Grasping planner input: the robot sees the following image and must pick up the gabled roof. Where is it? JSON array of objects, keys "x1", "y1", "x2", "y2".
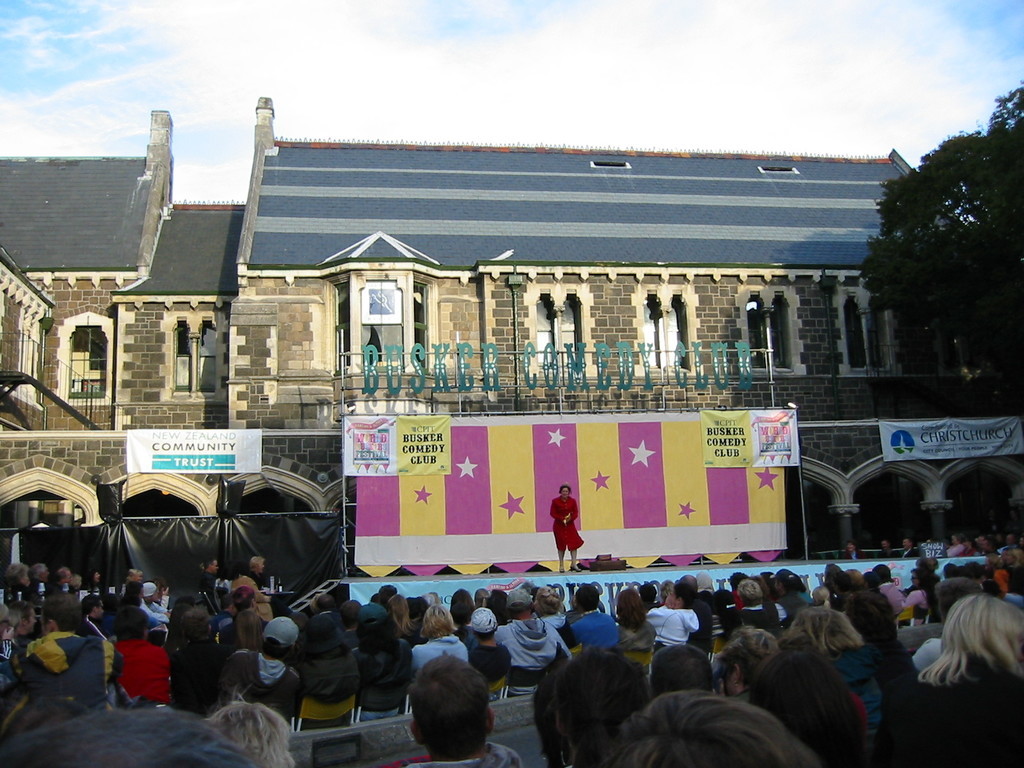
[
  {"x1": 248, "y1": 143, "x2": 903, "y2": 269},
  {"x1": 320, "y1": 231, "x2": 440, "y2": 266},
  {"x1": 119, "y1": 205, "x2": 242, "y2": 296},
  {"x1": 0, "y1": 157, "x2": 151, "y2": 270}
]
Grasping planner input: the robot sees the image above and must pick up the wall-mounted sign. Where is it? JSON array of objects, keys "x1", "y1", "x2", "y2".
[{"x1": 126, "y1": 430, "x2": 263, "y2": 473}]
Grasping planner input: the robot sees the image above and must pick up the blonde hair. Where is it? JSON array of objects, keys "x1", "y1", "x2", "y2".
[
  {"x1": 660, "y1": 580, "x2": 675, "y2": 603},
  {"x1": 782, "y1": 606, "x2": 863, "y2": 659},
  {"x1": 810, "y1": 586, "x2": 831, "y2": 608},
  {"x1": 534, "y1": 587, "x2": 565, "y2": 617},
  {"x1": 737, "y1": 579, "x2": 763, "y2": 607},
  {"x1": 249, "y1": 556, "x2": 265, "y2": 570},
  {"x1": 420, "y1": 604, "x2": 456, "y2": 639},
  {"x1": 919, "y1": 593, "x2": 1024, "y2": 686},
  {"x1": 208, "y1": 701, "x2": 295, "y2": 768}
]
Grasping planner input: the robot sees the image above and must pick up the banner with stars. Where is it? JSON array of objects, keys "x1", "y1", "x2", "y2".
[{"x1": 353, "y1": 412, "x2": 790, "y2": 574}]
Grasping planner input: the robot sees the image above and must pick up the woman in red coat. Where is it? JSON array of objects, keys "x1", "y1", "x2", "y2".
[{"x1": 551, "y1": 484, "x2": 585, "y2": 573}]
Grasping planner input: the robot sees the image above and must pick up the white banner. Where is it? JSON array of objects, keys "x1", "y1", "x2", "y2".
[
  {"x1": 126, "y1": 430, "x2": 263, "y2": 473},
  {"x1": 879, "y1": 417, "x2": 1023, "y2": 462},
  {"x1": 343, "y1": 416, "x2": 397, "y2": 475}
]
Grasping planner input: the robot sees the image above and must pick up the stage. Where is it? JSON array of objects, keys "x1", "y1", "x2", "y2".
[{"x1": 341, "y1": 556, "x2": 951, "y2": 606}]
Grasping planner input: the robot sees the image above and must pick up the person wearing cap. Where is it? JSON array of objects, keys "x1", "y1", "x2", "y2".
[
  {"x1": 353, "y1": 602, "x2": 414, "y2": 720},
  {"x1": 467, "y1": 608, "x2": 512, "y2": 694},
  {"x1": 140, "y1": 581, "x2": 170, "y2": 628},
  {"x1": 219, "y1": 616, "x2": 302, "y2": 719},
  {"x1": 295, "y1": 613, "x2": 360, "y2": 718},
  {"x1": 494, "y1": 588, "x2": 567, "y2": 696}
]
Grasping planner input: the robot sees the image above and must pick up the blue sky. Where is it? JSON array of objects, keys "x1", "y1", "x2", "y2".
[{"x1": 2, "y1": 0, "x2": 1022, "y2": 201}]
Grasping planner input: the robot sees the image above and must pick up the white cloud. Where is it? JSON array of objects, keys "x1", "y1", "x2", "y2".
[{"x1": 1, "y1": 0, "x2": 1021, "y2": 200}]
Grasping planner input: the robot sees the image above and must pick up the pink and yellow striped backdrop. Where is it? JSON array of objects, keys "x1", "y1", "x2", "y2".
[{"x1": 354, "y1": 414, "x2": 787, "y2": 575}]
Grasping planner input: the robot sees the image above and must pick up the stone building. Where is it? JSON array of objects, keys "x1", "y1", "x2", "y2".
[{"x1": 1, "y1": 98, "x2": 1021, "y2": 561}]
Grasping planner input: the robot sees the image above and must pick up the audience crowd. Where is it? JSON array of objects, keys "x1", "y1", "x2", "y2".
[{"x1": 1, "y1": 529, "x2": 1023, "y2": 768}]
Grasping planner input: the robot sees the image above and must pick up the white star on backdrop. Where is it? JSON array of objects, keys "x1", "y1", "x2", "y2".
[
  {"x1": 629, "y1": 440, "x2": 655, "y2": 466},
  {"x1": 548, "y1": 429, "x2": 566, "y2": 447},
  {"x1": 456, "y1": 457, "x2": 478, "y2": 478}
]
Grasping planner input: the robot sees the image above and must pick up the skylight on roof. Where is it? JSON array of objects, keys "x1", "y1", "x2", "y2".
[
  {"x1": 590, "y1": 160, "x2": 631, "y2": 169},
  {"x1": 757, "y1": 165, "x2": 800, "y2": 175}
]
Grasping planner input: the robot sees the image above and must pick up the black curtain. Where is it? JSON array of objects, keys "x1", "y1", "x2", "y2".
[
  {"x1": 119, "y1": 517, "x2": 224, "y2": 601},
  {"x1": 13, "y1": 513, "x2": 340, "y2": 606},
  {"x1": 222, "y1": 513, "x2": 341, "y2": 601}
]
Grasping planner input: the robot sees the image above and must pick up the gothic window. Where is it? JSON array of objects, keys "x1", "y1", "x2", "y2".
[
  {"x1": 413, "y1": 281, "x2": 428, "y2": 349},
  {"x1": 844, "y1": 297, "x2": 867, "y2": 368},
  {"x1": 198, "y1": 321, "x2": 217, "y2": 392},
  {"x1": 173, "y1": 320, "x2": 218, "y2": 393},
  {"x1": 746, "y1": 295, "x2": 768, "y2": 369},
  {"x1": 336, "y1": 282, "x2": 351, "y2": 372},
  {"x1": 537, "y1": 295, "x2": 556, "y2": 350},
  {"x1": 771, "y1": 293, "x2": 790, "y2": 369},
  {"x1": 174, "y1": 321, "x2": 191, "y2": 390},
  {"x1": 643, "y1": 294, "x2": 685, "y2": 367},
  {"x1": 70, "y1": 326, "x2": 107, "y2": 398}
]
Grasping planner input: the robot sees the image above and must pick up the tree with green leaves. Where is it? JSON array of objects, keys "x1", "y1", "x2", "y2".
[{"x1": 863, "y1": 84, "x2": 1024, "y2": 380}]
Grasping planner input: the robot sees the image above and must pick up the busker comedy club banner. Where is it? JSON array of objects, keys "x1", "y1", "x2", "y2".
[
  {"x1": 126, "y1": 430, "x2": 263, "y2": 473},
  {"x1": 350, "y1": 411, "x2": 797, "y2": 574},
  {"x1": 879, "y1": 416, "x2": 1024, "y2": 462}
]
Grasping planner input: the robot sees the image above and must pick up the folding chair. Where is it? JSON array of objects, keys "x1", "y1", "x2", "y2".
[{"x1": 291, "y1": 694, "x2": 356, "y2": 732}]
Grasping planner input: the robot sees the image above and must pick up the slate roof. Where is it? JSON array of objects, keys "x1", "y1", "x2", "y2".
[
  {"x1": 119, "y1": 205, "x2": 242, "y2": 296},
  {"x1": 0, "y1": 157, "x2": 151, "y2": 270},
  {"x1": 249, "y1": 143, "x2": 903, "y2": 269}
]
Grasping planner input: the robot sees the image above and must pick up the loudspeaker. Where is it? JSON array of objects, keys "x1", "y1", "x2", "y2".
[
  {"x1": 97, "y1": 482, "x2": 125, "y2": 524},
  {"x1": 218, "y1": 478, "x2": 246, "y2": 517}
]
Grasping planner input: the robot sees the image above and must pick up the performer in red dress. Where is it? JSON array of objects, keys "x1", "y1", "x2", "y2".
[{"x1": 550, "y1": 484, "x2": 585, "y2": 573}]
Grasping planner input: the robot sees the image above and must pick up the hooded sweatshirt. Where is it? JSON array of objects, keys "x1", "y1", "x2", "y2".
[
  {"x1": 12, "y1": 631, "x2": 120, "y2": 711},
  {"x1": 218, "y1": 649, "x2": 301, "y2": 718},
  {"x1": 494, "y1": 618, "x2": 566, "y2": 694}
]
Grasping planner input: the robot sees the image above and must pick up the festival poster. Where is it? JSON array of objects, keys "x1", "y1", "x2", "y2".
[
  {"x1": 397, "y1": 415, "x2": 452, "y2": 475},
  {"x1": 343, "y1": 416, "x2": 397, "y2": 475},
  {"x1": 751, "y1": 409, "x2": 799, "y2": 466},
  {"x1": 700, "y1": 410, "x2": 754, "y2": 467}
]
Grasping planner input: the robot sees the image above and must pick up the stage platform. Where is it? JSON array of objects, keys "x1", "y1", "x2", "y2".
[{"x1": 341, "y1": 556, "x2": 933, "y2": 605}]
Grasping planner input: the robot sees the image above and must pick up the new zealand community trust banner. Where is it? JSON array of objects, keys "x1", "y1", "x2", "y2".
[
  {"x1": 350, "y1": 411, "x2": 797, "y2": 575},
  {"x1": 126, "y1": 430, "x2": 263, "y2": 473}
]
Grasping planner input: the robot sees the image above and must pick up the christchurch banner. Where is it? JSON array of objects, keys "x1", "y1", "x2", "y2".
[
  {"x1": 126, "y1": 430, "x2": 262, "y2": 473},
  {"x1": 880, "y1": 417, "x2": 1024, "y2": 462},
  {"x1": 354, "y1": 412, "x2": 790, "y2": 574}
]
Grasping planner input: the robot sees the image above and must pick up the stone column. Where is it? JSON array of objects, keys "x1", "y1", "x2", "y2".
[
  {"x1": 920, "y1": 500, "x2": 953, "y2": 543},
  {"x1": 828, "y1": 503, "x2": 860, "y2": 550}
]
